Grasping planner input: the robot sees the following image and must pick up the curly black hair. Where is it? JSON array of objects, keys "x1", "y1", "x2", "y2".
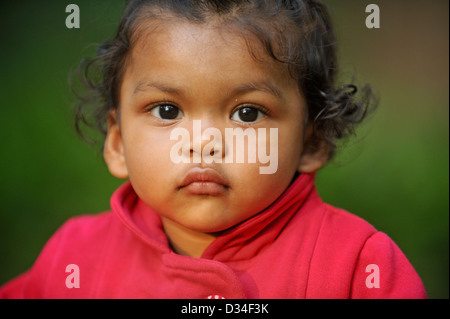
[{"x1": 73, "y1": 0, "x2": 376, "y2": 159}]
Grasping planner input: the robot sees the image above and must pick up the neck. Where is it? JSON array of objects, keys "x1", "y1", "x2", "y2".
[{"x1": 161, "y1": 217, "x2": 217, "y2": 258}]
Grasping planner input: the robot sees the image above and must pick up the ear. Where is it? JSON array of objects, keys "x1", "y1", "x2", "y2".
[
  {"x1": 103, "y1": 109, "x2": 129, "y2": 179},
  {"x1": 297, "y1": 125, "x2": 330, "y2": 173}
]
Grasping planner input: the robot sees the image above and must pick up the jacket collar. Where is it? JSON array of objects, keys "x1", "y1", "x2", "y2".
[{"x1": 111, "y1": 173, "x2": 317, "y2": 262}]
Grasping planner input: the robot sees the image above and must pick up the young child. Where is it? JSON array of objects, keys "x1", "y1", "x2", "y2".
[{"x1": 0, "y1": 0, "x2": 426, "y2": 298}]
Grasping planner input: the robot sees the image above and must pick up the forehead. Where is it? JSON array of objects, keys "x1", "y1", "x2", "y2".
[{"x1": 122, "y1": 18, "x2": 296, "y2": 93}]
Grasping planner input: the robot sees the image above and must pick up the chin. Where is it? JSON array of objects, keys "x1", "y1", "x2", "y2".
[{"x1": 181, "y1": 214, "x2": 240, "y2": 234}]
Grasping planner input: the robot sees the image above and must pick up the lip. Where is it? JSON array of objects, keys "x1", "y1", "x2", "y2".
[{"x1": 179, "y1": 167, "x2": 229, "y2": 195}]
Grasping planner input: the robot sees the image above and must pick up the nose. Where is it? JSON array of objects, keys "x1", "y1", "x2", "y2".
[{"x1": 190, "y1": 119, "x2": 225, "y2": 163}]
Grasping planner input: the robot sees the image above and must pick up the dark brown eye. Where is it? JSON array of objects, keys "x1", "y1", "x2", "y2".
[
  {"x1": 231, "y1": 107, "x2": 264, "y2": 122},
  {"x1": 151, "y1": 104, "x2": 183, "y2": 120}
]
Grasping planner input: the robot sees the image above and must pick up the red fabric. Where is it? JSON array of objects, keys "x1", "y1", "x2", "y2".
[{"x1": 0, "y1": 174, "x2": 427, "y2": 298}]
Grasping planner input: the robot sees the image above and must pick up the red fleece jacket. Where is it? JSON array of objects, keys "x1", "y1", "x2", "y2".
[{"x1": 0, "y1": 174, "x2": 427, "y2": 298}]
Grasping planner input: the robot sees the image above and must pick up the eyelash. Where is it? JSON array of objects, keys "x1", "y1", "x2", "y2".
[
  {"x1": 144, "y1": 101, "x2": 271, "y2": 121},
  {"x1": 142, "y1": 101, "x2": 182, "y2": 125},
  {"x1": 144, "y1": 100, "x2": 179, "y2": 112},
  {"x1": 231, "y1": 104, "x2": 271, "y2": 117}
]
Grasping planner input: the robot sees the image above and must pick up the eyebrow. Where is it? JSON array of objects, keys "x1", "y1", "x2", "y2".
[
  {"x1": 132, "y1": 79, "x2": 283, "y2": 99},
  {"x1": 232, "y1": 81, "x2": 283, "y2": 99},
  {"x1": 133, "y1": 81, "x2": 183, "y2": 97}
]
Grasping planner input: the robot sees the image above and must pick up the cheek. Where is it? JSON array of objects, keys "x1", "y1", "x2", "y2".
[
  {"x1": 238, "y1": 128, "x2": 302, "y2": 216},
  {"x1": 224, "y1": 164, "x2": 292, "y2": 224},
  {"x1": 122, "y1": 129, "x2": 176, "y2": 189},
  {"x1": 277, "y1": 121, "x2": 304, "y2": 169}
]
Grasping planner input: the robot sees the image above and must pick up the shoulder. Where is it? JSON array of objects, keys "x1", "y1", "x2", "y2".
[
  {"x1": 36, "y1": 211, "x2": 120, "y2": 273},
  {"x1": 296, "y1": 201, "x2": 379, "y2": 269},
  {"x1": 306, "y1": 204, "x2": 426, "y2": 298},
  {"x1": 317, "y1": 203, "x2": 378, "y2": 244},
  {"x1": 54, "y1": 211, "x2": 117, "y2": 244},
  {"x1": 306, "y1": 204, "x2": 378, "y2": 280},
  {"x1": 0, "y1": 212, "x2": 119, "y2": 298},
  {"x1": 350, "y1": 231, "x2": 427, "y2": 298}
]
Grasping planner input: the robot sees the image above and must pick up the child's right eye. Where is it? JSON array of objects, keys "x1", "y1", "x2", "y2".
[{"x1": 150, "y1": 104, "x2": 184, "y2": 120}]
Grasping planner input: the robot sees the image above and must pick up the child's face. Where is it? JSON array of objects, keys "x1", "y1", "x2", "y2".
[{"x1": 104, "y1": 19, "x2": 327, "y2": 233}]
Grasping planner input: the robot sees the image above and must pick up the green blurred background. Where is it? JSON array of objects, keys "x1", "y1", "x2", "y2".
[{"x1": 0, "y1": 1, "x2": 448, "y2": 298}]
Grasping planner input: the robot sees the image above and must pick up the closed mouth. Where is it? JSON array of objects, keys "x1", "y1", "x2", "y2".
[{"x1": 179, "y1": 168, "x2": 229, "y2": 195}]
